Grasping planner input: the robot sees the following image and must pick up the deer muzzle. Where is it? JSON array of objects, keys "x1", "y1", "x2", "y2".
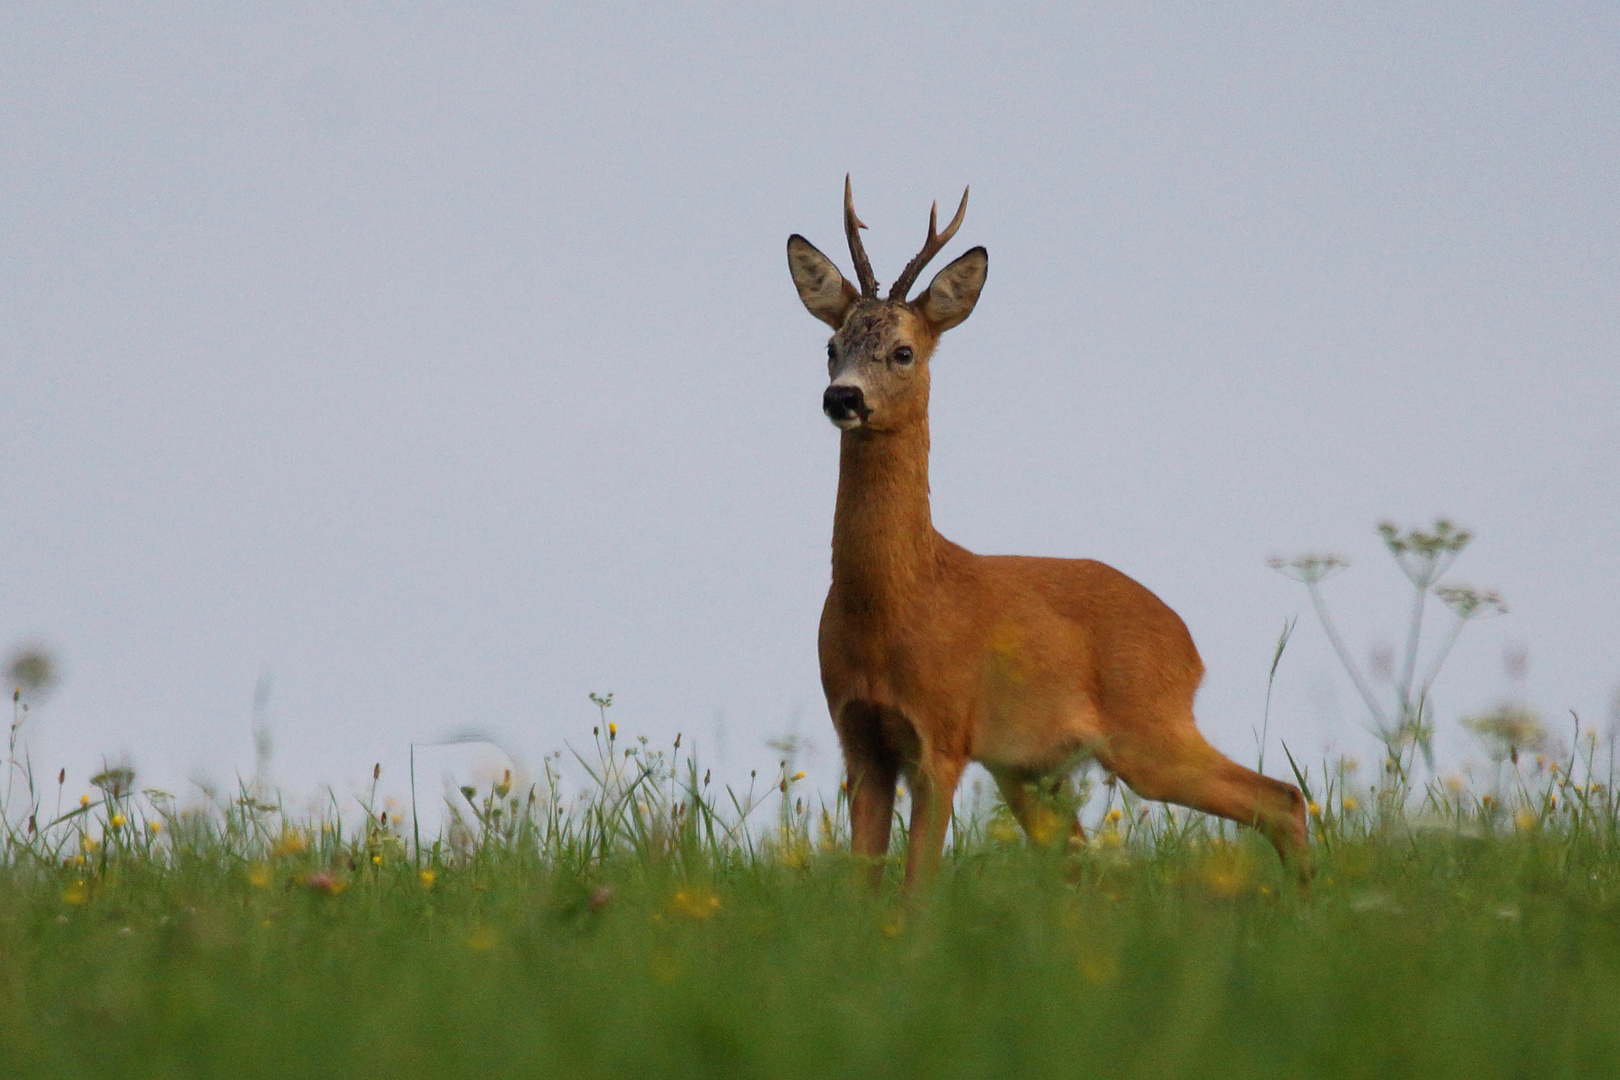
[{"x1": 823, "y1": 384, "x2": 870, "y2": 429}]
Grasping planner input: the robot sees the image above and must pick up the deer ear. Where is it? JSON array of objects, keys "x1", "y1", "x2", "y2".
[
  {"x1": 917, "y1": 246, "x2": 987, "y2": 333},
  {"x1": 787, "y1": 235, "x2": 859, "y2": 329}
]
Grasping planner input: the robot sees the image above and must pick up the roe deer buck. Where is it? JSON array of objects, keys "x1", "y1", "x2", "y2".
[{"x1": 786, "y1": 177, "x2": 1309, "y2": 891}]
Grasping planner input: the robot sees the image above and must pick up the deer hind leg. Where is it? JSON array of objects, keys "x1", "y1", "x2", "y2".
[
  {"x1": 845, "y1": 752, "x2": 899, "y2": 889},
  {"x1": 990, "y1": 768, "x2": 1086, "y2": 849},
  {"x1": 901, "y1": 751, "x2": 966, "y2": 893},
  {"x1": 1102, "y1": 719, "x2": 1309, "y2": 874}
]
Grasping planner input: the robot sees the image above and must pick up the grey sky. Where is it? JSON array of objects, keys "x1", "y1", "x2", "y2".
[{"x1": 3, "y1": 4, "x2": 1616, "y2": 811}]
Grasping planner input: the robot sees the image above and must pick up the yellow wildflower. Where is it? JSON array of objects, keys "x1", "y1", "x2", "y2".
[
  {"x1": 1514, "y1": 808, "x2": 1537, "y2": 831},
  {"x1": 271, "y1": 831, "x2": 306, "y2": 857},
  {"x1": 1307, "y1": 801, "x2": 1322, "y2": 818},
  {"x1": 1199, "y1": 845, "x2": 1255, "y2": 897},
  {"x1": 61, "y1": 881, "x2": 87, "y2": 905},
  {"x1": 248, "y1": 863, "x2": 272, "y2": 889},
  {"x1": 1027, "y1": 815, "x2": 1059, "y2": 846},
  {"x1": 608, "y1": 722, "x2": 617, "y2": 739},
  {"x1": 670, "y1": 888, "x2": 721, "y2": 919},
  {"x1": 1342, "y1": 796, "x2": 1360, "y2": 813},
  {"x1": 987, "y1": 817, "x2": 1022, "y2": 845},
  {"x1": 109, "y1": 813, "x2": 126, "y2": 829},
  {"x1": 371, "y1": 854, "x2": 382, "y2": 866},
  {"x1": 1106, "y1": 807, "x2": 1123, "y2": 824},
  {"x1": 1080, "y1": 952, "x2": 1119, "y2": 985},
  {"x1": 79, "y1": 794, "x2": 90, "y2": 808},
  {"x1": 80, "y1": 834, "x2": 98, "y2": 852},
  {"x1": 792, "y1": 772, "x2": 806, "y2": 782},
  {"x1": 419, "y1": 869, "x2": 436, "y2": 889},
  {"x1": 147, "y1": 821, "x2": 162, "y2": 835}
]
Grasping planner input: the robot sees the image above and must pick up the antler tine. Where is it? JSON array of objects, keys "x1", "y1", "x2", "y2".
[
  {"x1": 843, "y1": 174, "x2": 879, "y2": 298},
  {"x1": 888, "y1": 186, "x2": 969, "y2": 301}
]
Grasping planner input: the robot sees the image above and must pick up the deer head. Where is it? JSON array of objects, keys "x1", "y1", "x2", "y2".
[{"x1": 787, "y1": 177, "x2": 988, "y2": 432}]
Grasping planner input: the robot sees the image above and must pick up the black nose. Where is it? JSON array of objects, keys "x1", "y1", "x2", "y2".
[{"x1": 823, "y1": 384, "x2": 866, "y2": 422}]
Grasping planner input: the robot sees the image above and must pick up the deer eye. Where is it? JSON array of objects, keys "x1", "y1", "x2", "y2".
[
  {"x1": 893, "y1": 346, "x2": 914, "y2": 365},
  {"x1": 827, "y1": 343, "x2": 837, "y2": 362}
]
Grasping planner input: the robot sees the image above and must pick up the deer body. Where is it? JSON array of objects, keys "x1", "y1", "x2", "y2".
[{"x1": 789, "y1": 180, "x2": 1308, "y2": 890}]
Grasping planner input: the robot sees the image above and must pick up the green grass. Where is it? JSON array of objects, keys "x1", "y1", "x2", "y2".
[{"x1": 2, "y1": 733, "x2": 1618, "y2": 1079}]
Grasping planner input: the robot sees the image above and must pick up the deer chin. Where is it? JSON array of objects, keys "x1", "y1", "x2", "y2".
[{"x1": 828, "y1": 413, "x2": 865, "y2": 431}]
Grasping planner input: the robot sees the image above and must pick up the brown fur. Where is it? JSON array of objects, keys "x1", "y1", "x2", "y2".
[{"x1": 787, "y1": 211, "x2": 1308, "y2": 891}]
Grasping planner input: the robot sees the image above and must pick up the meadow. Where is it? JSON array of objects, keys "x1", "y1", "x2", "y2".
[{"x1": 2, "y1": 714, "x2": 1618, "y2": 1080}]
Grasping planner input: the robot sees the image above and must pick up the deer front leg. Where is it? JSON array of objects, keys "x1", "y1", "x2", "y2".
[
  {"x1": 990, "y1": 768, "x2": 1086, "y2": 849},
  {"x1": 846, "y1": 753, "x2": 899, "y2": 889},
  {"x1": 901, "y1": 752, "x2": 965, "y2": 892}
]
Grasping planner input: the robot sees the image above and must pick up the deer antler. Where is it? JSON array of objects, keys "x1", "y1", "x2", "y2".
[
  {"x1": 887, "y1": 187, "x2": 969, "y2": 302},
  {"x1": 843, "y1": 174, "x2": 879, "y2": 299}
]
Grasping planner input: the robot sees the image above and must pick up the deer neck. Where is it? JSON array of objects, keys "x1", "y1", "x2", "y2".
[{"x1": 831, "y1": 419, "x2": 940, "y2": 614}]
